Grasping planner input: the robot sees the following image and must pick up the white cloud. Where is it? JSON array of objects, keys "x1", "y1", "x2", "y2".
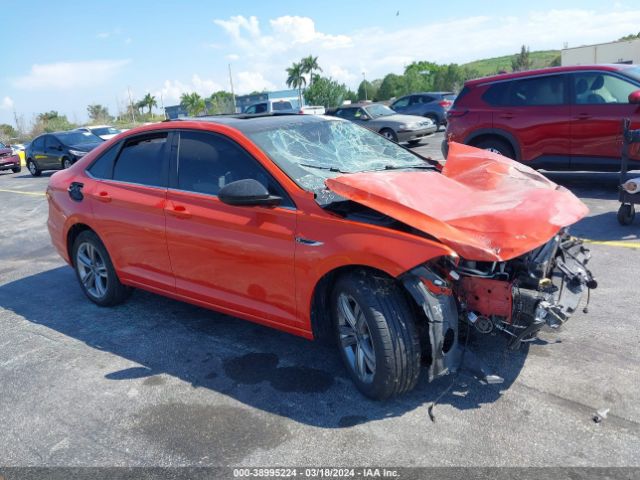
[
  {"x1": 13, "y1": 60, "x2": 131, "y2": 90},
  {"x1": 0, "y1": 96, "x2": 14, "y2": 110},
  {"x1": 213, "y1": 9, "x2": 640, "y2": 91},
  {"x1": 154, "y1": 74, "x2": 224, "y2": 104},
  {"x1": 227, "y1": 53, "x2": 240, "y2": 61},
  {"x1": 97, "y1": 32, "x2": 110, "y2": 39},
  {"x1": 236, "y1": 71, "x2": 276, "y2": 93}
]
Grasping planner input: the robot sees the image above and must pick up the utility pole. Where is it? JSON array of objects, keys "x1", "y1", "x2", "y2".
[
  {"x1": 160, "y1": 93, "x2": 166, "y2": 119},
  {"x1": 228, "y1": 64, "x2": 236, "y2": 113},
  {"x1": 362, "y1": 72, "x2": 367, "y2": 101},
  {"x1": 127, "y1": 87, "x2": 136, "y2": 123}
]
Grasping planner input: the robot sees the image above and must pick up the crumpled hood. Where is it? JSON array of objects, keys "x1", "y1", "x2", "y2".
[{"x1": 325, "y1": 142, "x2": 588, "y2": 262}]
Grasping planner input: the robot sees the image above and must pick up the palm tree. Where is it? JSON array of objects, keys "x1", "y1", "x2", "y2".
[
  {"x1": 301, "y1": 55, "x2": 322, "y2": 86},
  {"x1": 142, "y1": 93, "x2": 157, "y2": 115},
  {"x1": 286, "y1": 62, "x2": 307, "y2": 109},
  {"x1": 180, "y1": 92, "x2": 206, "y2": 116}
]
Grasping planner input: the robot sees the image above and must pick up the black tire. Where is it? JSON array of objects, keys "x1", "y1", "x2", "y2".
[
  {"x1": 331, "y1": 270, "x2": 421, "y2": 400},
  {"x1": 62, "y1": 157, "x2": 73, "y2": 169},
  {"x1": 72, "y1": 230, "x2": 132, "y2": 307},
  {"x1": 27, "y1": 159, "x2": 41, "y2": 177},
  {"x1": 11, "y1": 166, "x2": 21, "y2": 173},
  {"x1": 473, "y1": 138, "x2": 515, "y2": 159},
  {"x1": 408, "y1": 139, "x2": 422, "y2": 146},
  {"x1": 380, "y1": 128, "x2": 398, "y2": 143},
  {"x1": 617, "y1": 203, "x2": 635, "y2": 226}
]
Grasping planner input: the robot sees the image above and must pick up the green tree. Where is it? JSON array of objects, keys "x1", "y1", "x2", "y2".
[
  {"x1": 286, "y1": 62, "x2": 307, "y2": 108},
  {"x1": 142, "y1": 93, "x2": 157, "y2": 114},
  {"x1": 87, "y1": 104, "x2": 111, "y2": 123},
  {"x1": 357, "y1": 80, "x2": 378, "y2": 101},
  {"x1": 512, "y1": 45, "x2": 533, "y2": 72},
  {"x1": 33, "y1": 111, "x2": 76, "y2": 134},
  {"x1": 549, "y1": 55, "x2": 561, "y2": 67},
  {"x1": 180, "y1": 92, "x2": 206, "y2": 116},
  {"x1": 301, "y1": 55, "x2": 322, "y2": 86},
  {"x1": 208, "y1": 91, "x2": 235, "y2": 114},
  {"x1": 0, "y1": 124, "x2": 18, "y2": 142},
  {"x1": 376, "y1": 73, "x2": 403, "y2": 101},
  {"x1": 303, "y1": 76, "x2": 355, "y2": 108},
  {"x1": 619, "y1": 32, "x2": 640, "y2": 41}
]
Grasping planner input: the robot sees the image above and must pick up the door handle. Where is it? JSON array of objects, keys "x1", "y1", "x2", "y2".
[
  {"x1": 166, "y1": 204, "x2": 191, "y2": 219},
  {"x1": 498, "y1": 112, "x2": 514, "y2": 119},
  {"x1": 576, "y1": 113, "x2": 591, "y2": 120},
  {"x1": 96, "y1": 191, "x2": 111, "y2": 203}
]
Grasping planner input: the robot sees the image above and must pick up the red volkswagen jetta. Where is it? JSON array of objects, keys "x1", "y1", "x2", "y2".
[{"x1": 47, "y1": 114, "x2": 595, "y2": 399}]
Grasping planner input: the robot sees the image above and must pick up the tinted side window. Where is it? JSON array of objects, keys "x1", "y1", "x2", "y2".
[
  {"x1": 507, "y1": 75, "x2": 565, "y2": 106},
  {"x1": 113, "y1": 133, "x2": 168, "y2": 187},
  {"x1": 335, "y1": 108, "x2": 356, "y2": 120},
  {"x1": 255, "y1": 103, "x2": 268, "y2": 113},
  {"x1": 272, "y1": 101, "x2": 292, "y2": 111},
  {"x1": 176, "y1": 131, "x2": 292, "y2": 206},
  {"x1": 87, "y1": 142, "x2": 121, "y2": 179},
  {"x1": 482, "y1": 83, "x2": 510, "y2": 106},
  {"x1": 573, "y1": 72, "x2": 638, "y2": 104},
  {"x1": 47, "y1": 136, "x2": 62, "y2": 149},
  {"x1": 392, "y1": 97, "x2": 409, "y2": 108},
  {"x1": 31, "y1": 137, "x2": 44, "y2": 150}
]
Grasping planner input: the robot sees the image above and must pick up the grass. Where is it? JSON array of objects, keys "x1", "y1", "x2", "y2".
[{"x1": 461, "y1": 50, "x2": 561, "y2": 76}]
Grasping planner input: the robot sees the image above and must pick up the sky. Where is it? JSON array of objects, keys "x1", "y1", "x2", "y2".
[{"x1": 3, "y1": 0, "x2": 640, "y2": 126}]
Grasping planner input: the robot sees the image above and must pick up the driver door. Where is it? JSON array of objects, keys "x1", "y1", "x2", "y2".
[{"x1": 164, "y1": 130, "x2": 300, "y2": 327}]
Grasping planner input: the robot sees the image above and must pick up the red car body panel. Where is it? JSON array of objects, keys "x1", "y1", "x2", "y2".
[
  {"x1": 448, "y1": 64, "x2": 640, "y2": 168},
  {"x1": 46, "y1": 121, "x2": 460, "y2": 339},
  {"x1": 326, "y1": 142, "x2": 588, "y2": 262}
]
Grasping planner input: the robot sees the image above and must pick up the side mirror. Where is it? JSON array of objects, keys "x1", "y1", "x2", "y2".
[
  {"x1": 629, "y1": 90, "x2": 640, "y2": 104},
  {"x1": 360, "y1": 114, "x2": 370, "y2": 121},
  {"x1": 219, "y1": 179, "x2": 282, "y2": 207}
]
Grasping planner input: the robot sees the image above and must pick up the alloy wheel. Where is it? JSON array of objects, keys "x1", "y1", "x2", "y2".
[
  {"x1": 337, "y1": 293, "x2": 376, "y2": 383},
  {"x1": 76, "y1": 242, "x2": 108, "y2": 299},
  {"x1": 28, "y1": 162, "x2": 37, "y2": 175}
]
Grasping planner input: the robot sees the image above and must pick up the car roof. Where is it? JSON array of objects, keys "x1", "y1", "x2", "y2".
[
  {"x1": 168, "y1": 113, "x2": 343, "y2": 134},
  {"x1": 465, "y1": 64, "x2": 635, "y2": 86}
]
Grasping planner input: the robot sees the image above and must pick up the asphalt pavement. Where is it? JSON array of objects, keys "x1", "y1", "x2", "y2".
[{"x1": 0, "y1": 131, "x2": 638, "y2": 467}]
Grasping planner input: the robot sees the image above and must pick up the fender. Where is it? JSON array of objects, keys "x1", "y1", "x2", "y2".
[{"x1": 464, "y1": 128, "x2": 521, "y2": 161}]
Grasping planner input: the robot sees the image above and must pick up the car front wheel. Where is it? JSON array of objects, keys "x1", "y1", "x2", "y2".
[
  {"x1": 72, "y1": 230, "x2": 132, "y2": 306},
  {"x1": 380, "y1": 128, "x2": 398, "y2": 143},
  {"x1": 473, "y1": 138, "x2": 515, "y2": 159},
  {"x1": 331, "y1": 271, "x2": 421, "y2": 400},
  {"x1": 27, "y1": 159, "x2": 41, "y2": 177}
]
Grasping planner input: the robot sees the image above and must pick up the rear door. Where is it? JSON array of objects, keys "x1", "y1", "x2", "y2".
[
  {"x1": 569, "y1": 71, "x2": 640, "y2": 169},
  {"x1": 164, "y1": 130, "x2": 299, "y2": 327},
  {"x1": 31, "y1": 136, "x2": 47, "y2": 167},
  {"x1": 87, "y1": 132, "x2": 174, "y2": 291},
  {"x1": 487, "y1": 74, "x2": 571, "y2": 167},
  {"x1": 391, "y1": 96, "x2": 410, "y2": 113}
]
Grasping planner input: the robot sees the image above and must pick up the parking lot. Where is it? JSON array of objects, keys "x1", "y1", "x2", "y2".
[{"x1": 0, "y1": 130, "x2": 639, "y2": 468}]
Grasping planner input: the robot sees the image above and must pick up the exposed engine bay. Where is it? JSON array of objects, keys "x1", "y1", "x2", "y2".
[{"x1": 454, "y1": 230, "x2": 597, "y2": 349}]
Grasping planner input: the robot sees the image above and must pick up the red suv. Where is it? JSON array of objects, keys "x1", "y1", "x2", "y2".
[{"x1": 445, "y1": 64, "x2": 640, "y2": 170}]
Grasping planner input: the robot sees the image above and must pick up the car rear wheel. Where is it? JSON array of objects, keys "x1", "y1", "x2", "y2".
[
  {"x1": 27, "y1": 159, "x2": 41, "y2": 177},
  {"x1": 473, "y1": 138, "x2": 515, "y2": 159},
  {"x1": 617, "y1": 203, "x2": 635, "y2": 226},
  {"x1": 380, "y1": 128, "x2": 398, "y2": 143},
  {"x1": 425, "y1": 114, "x2": 439, "y2": 128},
  {"x1": 331, "y1": 271, "x2": 421, "y2": 400},
  {"x1": 62, "y1": 157, "x2": 73, "y2": 169},
  {"x1": 72, "y1": 230, "x2": 132, "y2": 307}
]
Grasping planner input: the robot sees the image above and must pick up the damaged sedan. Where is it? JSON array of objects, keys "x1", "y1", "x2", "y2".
[{"x1": 46, "y1": 114, "x2": 596, "y2": 400}]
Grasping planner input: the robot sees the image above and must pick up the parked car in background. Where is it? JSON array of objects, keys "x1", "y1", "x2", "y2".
[
  {"x1": 299, "y1": 105, "x2": 326, "y2": 115},
  {"x1": 46, "y1": 115, "x2": 594, "y2": 400},
  {"x1": 244, "y1": 99, "x2": 297, "y2": 114},
  {"x1": 10, "y1": 143, "x2": 26, "y2": 165},
  {"x1": 390, "y1": 92, "x2": 456, "y2": 128},
  {"x1": 328, "y1": 103, "x2": 436, "y2": 144},
  {"x1": 75, "y1": 125, "x2": 122, "y2": 140},
  {"x1": 26, "y1": 131, "x2": 103, "y2": 176},
  {"x1": 0, "y1": 141, "x2": 21, "y2": 173},
  {"x1": 444, "y1": 64, "x2": 640, "y2": 170}
]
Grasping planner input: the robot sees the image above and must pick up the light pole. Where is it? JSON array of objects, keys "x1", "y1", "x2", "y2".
[{"x1": 362, "y1": 72, "x2": 367, "y2": 101}]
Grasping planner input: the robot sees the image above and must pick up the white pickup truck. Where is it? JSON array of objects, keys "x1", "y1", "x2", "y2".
[{"x1": 299, "y1": 105, "x2": 326, "y2": 115}]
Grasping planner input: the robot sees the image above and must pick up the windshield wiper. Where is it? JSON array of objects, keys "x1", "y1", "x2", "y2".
[
  {"x1": 300, "y1": 163, "x2": 349, "y2": 173},
  {"x1": 378, "y1": 164, "x2": 435, "y2": 171}
]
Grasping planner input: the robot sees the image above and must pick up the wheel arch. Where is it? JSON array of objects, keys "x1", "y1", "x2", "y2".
[
  {"x1": 464, "y1": 129, "x2": 521, "y2": 161},
  {"x1": 66, "y1": 223, "x2": 97, "y2": 266}
]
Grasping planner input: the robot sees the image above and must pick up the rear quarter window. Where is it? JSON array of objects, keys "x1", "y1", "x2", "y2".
[
  {"x1": 482, "y1": 83, "x2": 510, "y2": 106},
  {"x1": 452, "y1": 86, "x2": 471, "y2": 106},
  {"x1": 272, "y1": 101, "x2": 293, "y2": 111},
  {"x1": 87, "y1": 142, "x2": 122, "y2": 179},
  {"x1": 113, "y1": 133, "x2": 168, "y2": 187}
]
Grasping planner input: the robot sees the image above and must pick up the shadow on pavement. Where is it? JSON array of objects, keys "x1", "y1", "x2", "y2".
[{"x1": 0, "y1": 266, "x2": 532, "y2": 428}]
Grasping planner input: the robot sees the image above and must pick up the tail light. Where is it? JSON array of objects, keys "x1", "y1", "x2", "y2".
[{"x1": 438, "y1": 100, "x2": 453, "y2": 108}]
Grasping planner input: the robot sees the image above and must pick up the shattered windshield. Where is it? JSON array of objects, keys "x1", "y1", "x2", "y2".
[{"x1": 245, "y1": 118, "x2": 432, "y2": 193}]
